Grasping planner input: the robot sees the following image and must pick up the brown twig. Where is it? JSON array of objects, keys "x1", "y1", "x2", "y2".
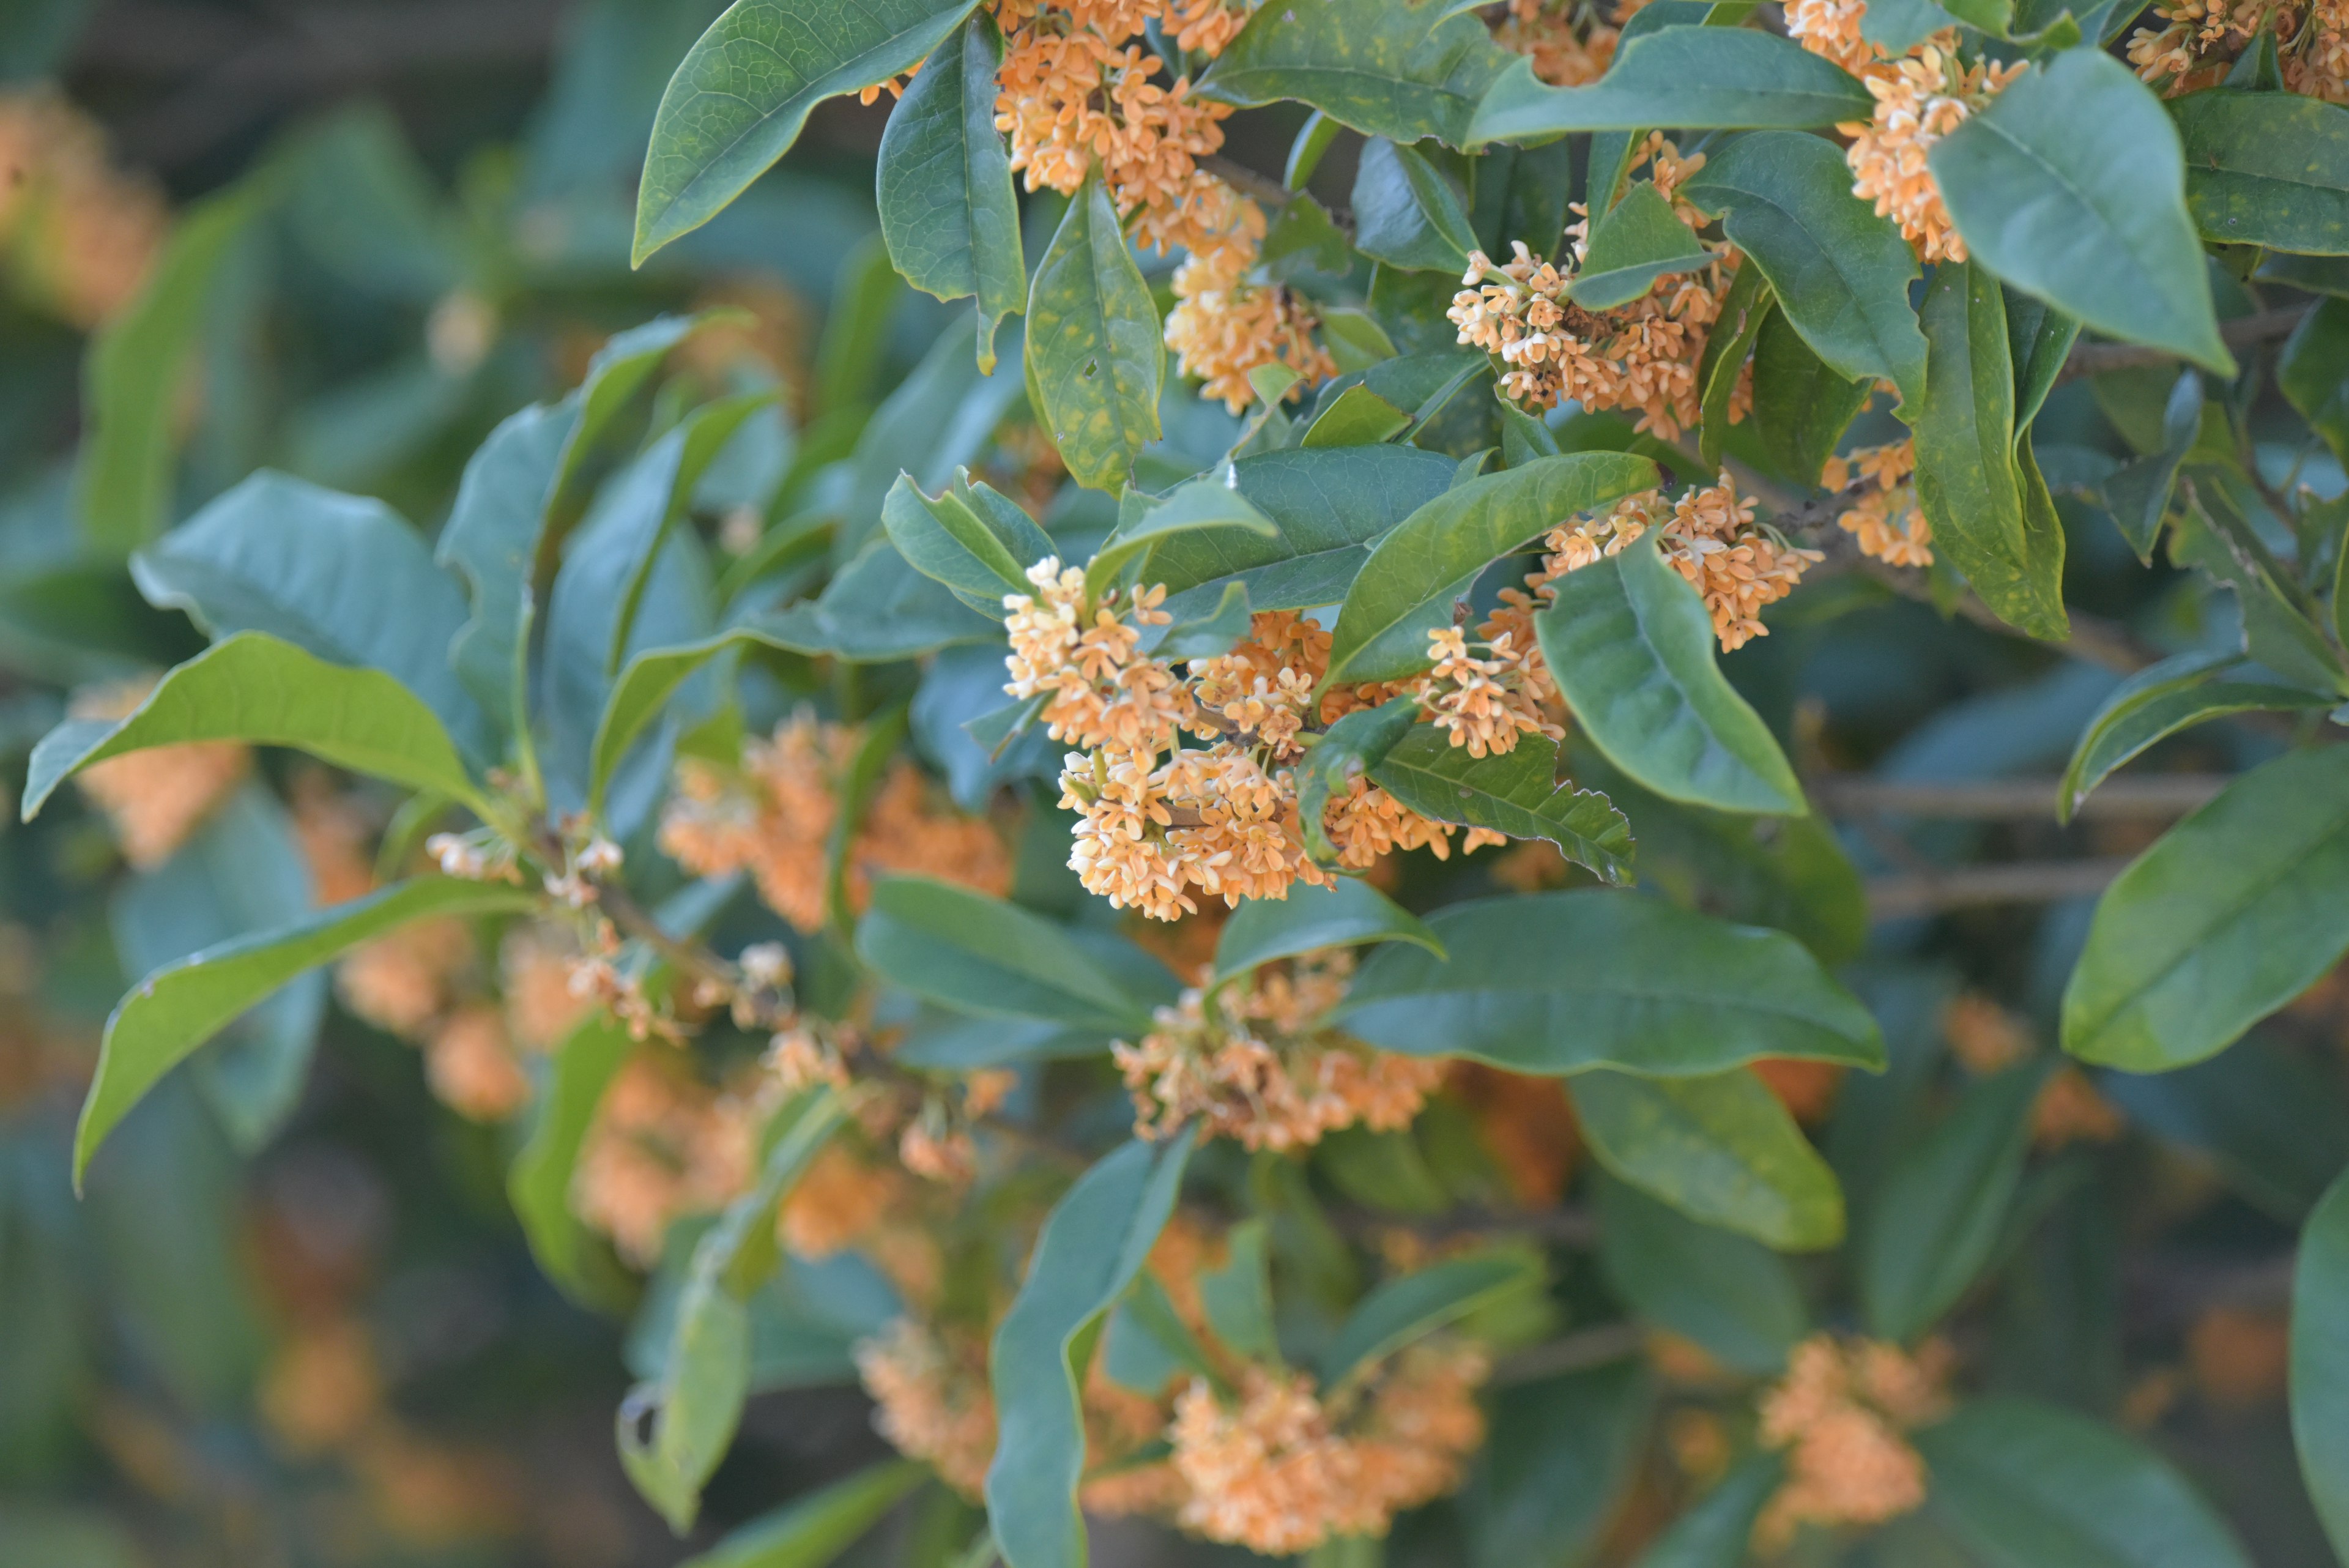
[
  {"x1": 1492, "y1": 1322, "x2": 1646, "y2": 1386},
  {"x1": 1816, "y1": 773, "x2": 2225, "y2": 820},
  {"x1": 1865, "y1": 856, "x2": 2138, "y2": 918}
]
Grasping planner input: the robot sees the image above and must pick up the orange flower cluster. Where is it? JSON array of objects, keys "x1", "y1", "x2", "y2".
[
  {"x1": 1114, "y1": 949, "x2": 1447, "y2": 1150},
  {"x1": 658, "y1": 715, "x2": 1010, "y2": 932},
  {"x1": 571, "y1": 1055, "x2": 757, "y2": 1266},
  {"x1": 1822, "y1": 439, "x2": 1932, "y2": 568},
  {"x1": 1943, "y1": 993, "x2": 2125, "y2": 1150},
  {"x1": 1784, "y1": 5, "x2": 2023, "y2": 263},
  {"x1": 1538, "y1": 473, "x2": 1819, "y2": 651},
  {"x1": 67, "y1": 677, "x2": 248, "y2": 869},
  {"x1": 1493, "y1": 0, "x2": 1628, "y2": 86},
  {"x1": 1755, "y1": 1333, "x2": 1952, "y2": 1549},
  {"x1": 2126, "y1": 0, "x2": 2349, "y2": 99},
  {"x1": 0, "y1": 86, "x2": 167, "y2": 328},
  {"x1": 779, "y1": 1141, "x2": 912, "y2": 1258},
  {"x1": 1003, "y1": 561, "x2": 1513, "y2": 918},
  {"x1": 1448, "y1": 141, "x2": 1733, "y2": 440},
  {"x1": 1169, "y1": 1343, "x2": 1488, "y2": 1553},
  {"x1": 855, "y1": 1318, "x2": 1001, "y2": 1495}
]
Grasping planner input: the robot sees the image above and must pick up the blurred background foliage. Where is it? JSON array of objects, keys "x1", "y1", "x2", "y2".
[{"x1": 0, "y1": 0, "x2": 2342, "y2": 1564}]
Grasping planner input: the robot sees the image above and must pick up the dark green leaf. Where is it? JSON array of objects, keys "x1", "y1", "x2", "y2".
[
  {"x1": 856, "y1": 875, "x2": 1160, "y2": 1031},
  {"x1": 511, "y1": 1011, "x2": 639, "y2": 1310},
  {"x1": 883, "y1": 470, "x2": 1055, "y2": 614},
  {"x1": 1318, "y1": 1252, "x2": 1538, "y2": 1386},
  {"x1": 1930, "y1": 49, "x2": 2233, "y2": 374},
  {"x1": 1627, "y1": 1454, "x2": 1783, "y2": 1568},
  {"x1": 1195, "y1": 0, "x2": 1513, "y2": 147},
  {"x1": 1341, "y1": 890, "x2": 1885, "y2": 1075},
  {"x1": 1301, "y1": 386, "x2": 1413, "y2": 447},
  {"x1": 2102, "y1": 1033, "x2": 2349, "y2": 1223},
  {"x1": 2063, "y1": 744, "x2": 2349, "y2": 1071},
  {"x1": 986, "y1": 1131, "x2": 1195, "y2": 1568},
  {"x1": 1680, "y1": 130, "x2": 1928, "y2": 407},
  {"x1": 439, "y1": 400, "x2": 577, "y2": 721},
  {"x1": 755, "y1": 539, "x2": 998, "y2": 662},
  {"x1": 1917, "y1": 1398, "x2": 2254, "y2": 1568},
  {"x1": 1209, "y1": 879, "x2": 1443, "y2": 991},
  {"x1": 2059, "y1": 651, "x2": 2330, "y2": 821},
  {"x1": 1353, "y1": 138, "x2": 1479, "y2": 272},
  {"x1": 1327, "y1": 451, "x2": 1658, "y2": 684},
  {"x1": 2099, "y1": 369, "x2": 2202, "y2": 562},
  {"x1": 1026, "y1": 177, "x2": 1162, "y2": 492},
  {"x1": 1597, "y1": 1175, "x2": 1808, "y2": 1373},
  {"x1": 678, "y1": 1461, "x2": 926, "y2": 1568},
  {"x1": 1467, "y1": 1362, "x2": 1652, "y2": 1568},
  {"x1": 1468, "y1": 30, "x2": 1872, "y2": 144},
  {"x1": 76, "y1": 877, "x2": 535, "y2": 1187},
  {"x1": 1537, "y1": 535, "x2": 1807, "y2": 815},
  {"x1": 1366, "y1": 726, "x2": 1635, "y2": 883},
  {"x1": 2293, "y1": 1168, "x2": 2349, "y2": 1562},
  {"x1": 1096, "y1": 467, "x2": 1277, "y2": 592},
  {"x1": 2282, "y1": 296, "x2": 2349, "y2": 462},
  {"x1": 1298, "y1": 696, "x2": 1425, "y2": 864},
  {"x1": 1857, "y1": 1063, "x2": 2046, "y2": 1342},
  {"x1": 633, "y1": 0, "x2": 982, "y2": 262},
  {"x1": 1749, "y1": 310, "x2": 1874, "y2": 486},
  {"x1": 1572, "y1": 1067, "x2": 1844, "y2": 1250},
  {"x1": 2173, "y1": 89, "x2": 2349, "y2": 256},
  {"x1": 1146, "y1": 579, "x2": 1253, "y2": 660},
  {"x1": 1697, "y1": 260, "x2": 1773, "y2": 469},
  {"x1": 1568, "y1": 182, "x2": 1713, "y2": 311},
  {"x1": 876, "y1": 11, "x2": 1023, "y2": 370},
  {"x1": 2006, "y1": 289, "x2": 2081, "y2": 439},
  {"x1": 1198, "y1": 1219, "x2": 1279, "y2": 1361},
  {"x1": 1912, "y1": 262, "x2": 2068, "y2": 641}
]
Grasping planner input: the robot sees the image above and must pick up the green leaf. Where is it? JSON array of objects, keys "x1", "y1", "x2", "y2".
[
  {"x1": 1366, "y1": 726, "x2": 1635, "y2": 883},
  {"x1": 1749, "y1": 310, "x2": 1874, "y2": 487},
  {"x1": 438, "y1": 399, "x2": 578, "y2": 721},
  {"x1": 1912, "y1": 262, "x2": 2068, "y2": 641},
  {"x1": 1916, "y1": 1399, "x2": 2254, "y2": 1568},
  {"x1": 1148, "y1": 446, "x2": 1459, "y2": 615},
  {"x1": 75, "y1": 877, "x2": 535, "y2": 1187},
  {"x1": 756, "y1": 539, "x2": 998, "y2": 662},
  {"x1": 856, "y1": 875, "x2": 1160, "y2": 1031},
  {"x1": 1210, "y1": 879, "x2": 1443, "y2": 992},
  {"x1": 2101, "y1": 1034, "x2": 2349, "y2": 1224},
  {"x1": 1327, "y1": 451, "x2": 1658, "y2": 685},
  {"x1": 131, "y1": 470, "x2": 490, "y2": 760},
  {"x1": 1094, "y1": 468, "x2": 1278, "y2": 593},
  {"x1": 1194, "y1": 0, "x2": 1513, "y2": 148},
  {"x1": 1680, "y1": 130, "x2": 1928, "y2": 407},
  {"x1": 622, "y1": 1093, "x2": 847, "y2": 1532},
  {"x1": 2100, "y1": 369, "x2": 2203, "y2": 562},
  {"x1": 1467, "y1": 1362, "x2": 1652, "y2": 1568},
  {"x1": 1857, "y1": 1062, "x2": 2046, "y2": 1342},
  {"x1": 678, "y1": 1462, "x2": 927, "y2": 1568},
  {"x1": 876, "y1": 11, "x2": 1023, "y2": 370},
  {"x1": 1628, "y1": 1455, "x2": 1783, "y2": 1568},
  {"x1": 591, "y1": 623, "x2": 816, "y2": 814},
  {"x1": 1567, "y1": 182, "x2": 1714, "y2": 311},
  {"x1": 986, "y1": 1131, "x2": 1195, "y2": 1568},
  {"x1": 1536, "y1": 535, "x2": 1807, "y2": 816},
  {"x1": 1353, "y1": 139, "x2": 1480, "y2": 272},
  {"x1": 1147, "y1": 580, "x2": 1254, "y2": 661},
  {"x1": 1696, "y1": 262, "x2": 1774, "y2": 470},
  {"x1": 1596, "y1": 1175, "x2": 1809, "y2": 1373},
  {"x1": 510, "y1": 1011, "x2": 638, "y2": 1310},
  {"x1": 76, "y1": 173, "x2": 277, "y2": 557},
  {"x1": 1929, "y1": 49, "x2": 2233, "y2": 374},
  {"x1": 1572, "y1": 1067, "x2": 1844, "y2": 1250},
  {"x1": 1301, "y1": 386, "x2": 1415, "y2": 447},
  {"x1": 24, "y1": 633, "x2": 486, "y2": 822},
  {"x1": 2293, "y1": 1167, "x2": 2349, "y2": 1563},
  {"x1": 2058, "y1": 652, "x2": 2330, "y2": 821},
  {"x1": 884, "y1": 470, "x2": 1055, "y2": 614},
  {"x1": 1341, "y1": 890, "x2": 1885, "y2": 1075},
  {"x1": 633, "y1": 0, "x2": 982, "y2": 262},
  {"x1": 1026, "y1": 177, "x2": 1162, "y2": 492},
  {"x1": 1299, "y1": 696, "x2": 1426, "y2": 864},
  {"x1": 2063, "y1": 744, "x2": 2349, "y2": 1071},
  {"x1": 1198, "y1": 1219, "x2": 1280, "y2": 1362},
  {"x1": 1319, "y1": 1252, "x2": 1538, "y2": 1388},
  {"x1": 1468, "y1": 31, "x2": 1872, "y2": 145},
  {"x1": 2282, "y1": 297, "x2": 2349, "y2": 463},
  {"x1": 2173, "y1": 89, "x2": 2349, "y2": 256}
]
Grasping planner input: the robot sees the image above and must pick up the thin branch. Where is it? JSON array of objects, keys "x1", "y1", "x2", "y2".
[
  {"x1": 1817, "y1": 773, "x2": 2227, "y2": 820},
  {"x1": 2055, "y1": 307, "x2": 2310, "y2": 384},
  {"x1": 1865, "y1": 856, "x2": 2137, "y2": 918},
  {"x1": 1492, "y1": 1323, "x2": 1646, "y2": 1386}
]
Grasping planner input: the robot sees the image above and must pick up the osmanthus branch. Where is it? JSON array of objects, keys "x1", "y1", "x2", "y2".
[
  {"x1": 1814, "y1": 773, "x2": 2228, "y2": 820},
  {"x1": 1863, "y1": 857, "x2": 2139, "y2": 918},
  {"x1": 1493, "y1": 1322, "x2": 1646, "y2": 1386}
]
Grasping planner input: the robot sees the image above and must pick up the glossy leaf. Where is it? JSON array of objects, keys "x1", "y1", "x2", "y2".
[
  {"x1": 1537, "y1": 535, "x2": 1807, "y2": 815},
  {"x1": 677, "y1": 1461, "x2": 926, "y2": 1568},
  {"x1": 1298, "y1": 696, "x2": 1425, "y2": 864},
  {"x1": 1857, "y1": 1062, "x2": 2046, "y2": 1343},
  {"x1": 1319, "y1": 1252, "x2": 1538, "y2": 1386},
  {"x1": 2063, "y1": 744, "x2": 2349, "y2": 1071},
  {"x1": 1352, "y1": 138, "x2": 1479, "y2": 273},
  {"x1": 1093, "y1": 467, "x2": 1277, "y2": 592},
  {"x1": 1917, "y1": 1398, "x2": 2254, "y2": 1568},
  {"x1": 2058, "y1": 651, "x2": 2329, "y2": 821},
  {"x1": 2282, "y1": 297, "x2": 2349, "y2": 462},
  {"x1": 1327, "y1": 451, "x2": 1657, "y2": 685},
  {"x1": 633, "y1": 0, "x2": 982, "y2": 262},
  {"x1": 1572, "y1": 1067, "x2": 1845, "y2": 1250},
  {"x1": 1301, "y1": 385, "x2": 1414, "y2": 447},
  {"x1": 1697, "y1": 261, "x2": 1773, "y2": 470},
  {"x1": 1194, "y1": 0, "x2": 1513, "y2": 147},
  {"x1": 591, "y1": 622, "x2": 825, "y2": 812},
  {"x1": 986, "y1": 1131, "x2": 1195, "y2": 1568},
  {"x1": 883, "y1": 470, "x2": 1055, "y2": 614},
  {"x1": 1912, "y1": 262, "x2": 2068, "y2": 641},
  {"x1": 1341, "y1": 891, "x2": 1885, "y2": 1076},
  {"x1": 2006, "y1": 289, "x2": 2082, "y2": 439},
  {"x1": 1367, "y1": 726, "x2": 1635, "y2": 883},
  {"x1": 875, "y1": 11, "x2": 1023, "y2": 370},
  {"x1": 2292, "y1": 1167, "x2": 2349, "y2": 1563},
  {"x1": 1681, "y1": 130, "x2": 1928, "y2": 407},
  {"x1": 1468, "y1": 30, "x2": 1872, "y2": 144},
  {"x1": 510, "y1": 1012, "x2": 639, "y2": 1309},
  {"x1": 1597, "y1": 1175, "x2": 1809, "y2": 1373},
  {"x1": 1567, "y1": 182, "x2": 1712, "y2": 311},
  {"x1": 2173, "y1": 88, "x2": 2349, "y2": 256},
  {"x1": 1025, "y1": 177, "x2": 1162, "y2": 492},
  {"x1": 754, "y1": 539, "x2": 997, "y2": 661},
  {"x1": 1209, "y1": 879, "x2": 1443, "y2": 991},
  {"x1": 24, "y1": 633, "x2": 486, "y2": 821},
  {"x1": 1749, "y1": 310, "x2": 1875, "y2": 486},
  {"x1": 438, "y1": 399, "x2": 579, "y2": 719},
  {"x1": 1930, "y1": 49, "x2": 2233, "y2": 374},
  {"x1": 856, "y1": 875, "x2": 1160, "y2": 1031},
  {"x1": 2101, "y1": 368, "x2": 2202, "y2": 562},
  {"x1": 76, "y1": 877, "x2": 535, "y2": 1186}
]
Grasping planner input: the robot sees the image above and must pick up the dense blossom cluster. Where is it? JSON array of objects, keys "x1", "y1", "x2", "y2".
[
  {"x1": 1822, "y1": 438, "x2": 1934, "y2": 568},
  {"x1": 1755, "y1": 1332, "x2": 1951, "y2": 1548},
  {"x1": 1114, "y1": 949, "x2": 1446, "y2": 1149},
  {"x1": 0, "y1": 86, "x2": 166, "y2": 327},
  {"x1": 1784, "y1": 0, "x2": 2024, "y2": 262},
  {"x1": 1540, "y1": 472, "x2": 1822, "y2": 651},
  {"x1": 1448, "y1": 138, "x2": 1734, "y2": 440},
  {"x1": 659, "y1": 714, "x2": 1011, "y2": 931},
  {"x1": 2125, "y1": 0, "x2": 2349, "y2": 98},
  {"x1": 985, "y1": 0, "x2": 1335, "y2": 410},
  {"x1": 1491, "y1": 0, "x2": 1635, "y2": 85}
]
